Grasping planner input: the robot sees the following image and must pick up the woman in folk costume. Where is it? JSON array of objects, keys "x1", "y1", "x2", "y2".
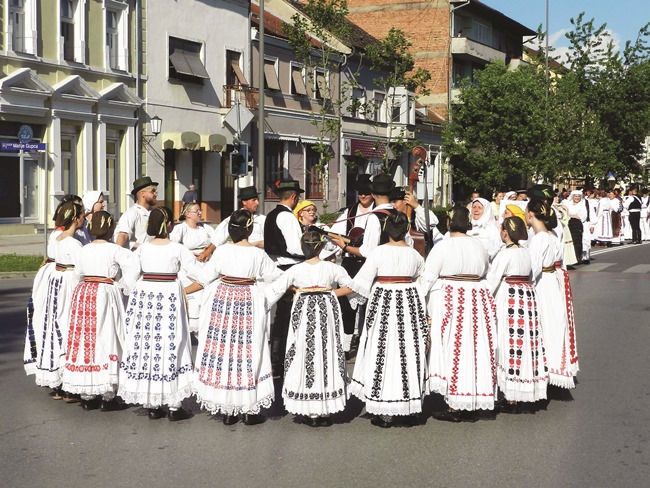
[
  {"x1": 486, "y1": 217, "x2": 548, "y2": 412},
  {"x1": 553, "y1": 195, "x2": 578, "y2": 266},
  {"x1": 526, "y1": 200, "x2": 579, "y2": 389},
  {"x1": 349, "y1": 212, "x2": 428, "y2": 428},
  {"x1": 170, "y1": 202, "x2": 215, "y2": 333},
  {"x1": 189, "y1": 210, "x2": 282, "y2": 426},
  {"x1": 468, "y1": 197, "x2": 502, "y2": 260},
  {"x1": 119, "y1": 207, "x2": 198, "y2": 421},
  {"x1": 267, "y1": 230, "x2": 355, "y2": 427},
  {"x1": 591, "y1": 190, "x2": 613, "y2": 246},
  {"x1": 25, "y1": 198, "x2": 79, "y2": 378},
  {"x1": 35, "y1": 201, "x2": 85, "y2": 401},
  {"x1": 561, "y1": 190, "x2": 590, "y2": 264},
  {"x1": 76, "y1": 191, "x2": 105, "y2": 245},
  {"x1": 421, "y1": 206, "x2": 498, "y2": 422},
  {"x1": 61, "y1": 212, "x2": 136, "y2": 411}
]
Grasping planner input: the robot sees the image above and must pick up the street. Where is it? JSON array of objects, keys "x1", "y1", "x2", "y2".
[{"x1": 0, "y1": 243, "x2": 649, "y2": 488}]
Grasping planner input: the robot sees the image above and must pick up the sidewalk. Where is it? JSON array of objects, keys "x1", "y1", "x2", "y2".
[{"x1": 0, "y1": 233, "x2": 47, "y2": 256}]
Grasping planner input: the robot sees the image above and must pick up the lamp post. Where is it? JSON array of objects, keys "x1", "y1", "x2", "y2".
[{"x1": 148, "y1": 115, "x2": 162, "y2": 138}]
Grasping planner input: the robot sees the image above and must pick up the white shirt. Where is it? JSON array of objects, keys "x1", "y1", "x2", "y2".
[
  {"x1": 114, "y1": 204, "x2": 150, "y2": 249},
  {"x1": 211, "y1": 213, "x2": 266, "y2": 247}
]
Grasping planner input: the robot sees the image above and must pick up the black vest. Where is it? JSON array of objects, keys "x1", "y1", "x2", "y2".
[
  {"x1": 346, "y1": 201, "x2": 375, "y2": 234},
  {"x1": 264, "y1": 205, "x2": 303, "y2": 260},
  {"x1": 629, "y1": 195, "x2": 642, "y2": 211}
]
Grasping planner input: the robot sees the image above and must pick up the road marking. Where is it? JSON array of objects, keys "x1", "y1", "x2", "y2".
[
  {"x1": 591, "y1": 242, "x2": 648, "y2": 256},
  {"x1": 579, "y1": 263, "x2": 615, "y2": 272},
  {"x1": 622, "y1": 264, "x2": 650, "y2": 273}
]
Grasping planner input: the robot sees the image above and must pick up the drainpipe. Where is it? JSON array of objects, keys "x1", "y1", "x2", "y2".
[
  {"x1": 136, "y1": 0, "x2": 142, "y2": 174},
  {"x1": 257, "y1": 0, "x2": 266, "y2": 211}
]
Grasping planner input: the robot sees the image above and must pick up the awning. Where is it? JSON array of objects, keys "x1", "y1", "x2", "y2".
[
  {"x1": 231, "y1": 61, "x2": 249, "y2": 86},
  {"x1": 169, "y1": 48, "x2": 209, "y2": 79},
  {"x1": 264, "y1": 61, "x2": 281, "y2": 91},
  {"x1": 350, "y1": 139, "x2": 386, "y2": 159}
]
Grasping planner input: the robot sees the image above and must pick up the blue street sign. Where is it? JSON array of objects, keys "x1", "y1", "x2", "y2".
[
  {"x1": 18, "y1": 125, "x2": 33, "y2": 144},
  {"x1": 0, "y1": 141, "x2": 47, "y2": 151}
]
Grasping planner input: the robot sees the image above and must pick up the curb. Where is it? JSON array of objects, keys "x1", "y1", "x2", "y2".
[{"x1": 0, "y1": 271, "x2": 38, "y2": 280}]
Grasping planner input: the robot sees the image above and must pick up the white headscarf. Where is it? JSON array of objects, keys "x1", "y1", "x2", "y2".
[
  {"x1": 82, "y1": 191, "x2": 103, "y2": 215},
  {"x1": 471, "y1": 197, "x2": 496, "y2": 228}
]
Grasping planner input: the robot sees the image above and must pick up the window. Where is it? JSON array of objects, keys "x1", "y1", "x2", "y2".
[
  {"x1": 169, "y1": 36, "x2": 209, "y2": 83},
  {"x1": 9, "y1": 0, "x2": 37, "y2": 54},
  {"x1": 313, "y1": 69, "x2": 328, "y2": 99},
  {"x1": 472, "y1": 20, "x2": 490, "y2": 46},
  {"x1": 105, "y1": 0, "x2": 128, "y2": 70},
  {"x1": 263, "y1": 57, "x2": 280, "y2": 91},
  {"x1": 60, "y1": 0, "x2": 84, "y2": 63},
  {"x1": 290, "y1": 63, "x2": 307, "y2": 96},
  {"x1": 373, "y1": 92, "x2": 386, "y2": 122},
  {"x1": 61, "y1": 135, "x2": 77, "y2": 195},
  {"x1": 105, "y1": 137, "x2": 120, "y2": 216},
  {"x1": 349, "y1": 87, "x2": 365, "y2": 118},
  {"x1": 226, "y1": 50, "x2": 248, "y2": 86},
  {"x1": 265, "y1": 140, "x2": 285, "y2": 199},
  {"x1": 305, "y1": 146, "x2": 324, "y2": 199}
]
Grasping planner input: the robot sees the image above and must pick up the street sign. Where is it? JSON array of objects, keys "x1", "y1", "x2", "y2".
[
  {"x1": 0, "y1": 141, "x2": 47, "y2": 151},
  {"x1": 18, "y1": 125, "x2": 33, "y2": 144}
]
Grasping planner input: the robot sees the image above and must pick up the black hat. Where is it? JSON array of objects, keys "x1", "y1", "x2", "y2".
[
  {"x1": 131, "y1": 176, "x2": 158, "y2": 196},
  {"x1": 239, "y1": 186, "x2": 259, "y2": 201},
  {"x1": 389, "y1": 186, "x2": 406, "y2": 201},
  {"x1": 370, "y1": 174, "x2": 395, "y2": 195},
  {"x1": 527, "y1": 184, "x2": 553, "y2": 201},
  {"x1": 273, "y1": 180, "x2": 305, "y2": 194},
  {"x1": 355, "y1": 174, "x2": 372, "y2": 195}
]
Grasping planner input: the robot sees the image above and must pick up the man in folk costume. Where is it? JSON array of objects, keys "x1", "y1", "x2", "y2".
[
  {"x1": 624, "y1": 184, "x2": 643, "y2": 244},
  {"x1": 115, "y1": 176, "x2": 158, "y2": 250},
  {"x1": 609, "y1": 189, "x2": 624, "y2": 245},
  {"x1": 329, "y1": 175, "x2": 375, "y2": 355},
  {"x1": 263, "y1": 180, "x2": 305, "y2": 377},
  {"x1": 212, "y1": 186, "x2": 266, "y2": 249}
]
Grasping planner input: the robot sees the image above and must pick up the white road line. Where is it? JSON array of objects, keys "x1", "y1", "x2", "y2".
[
  {"x1": 622, "y1": 264, "x2": 650, "y2": 273},
  {"x1": 578, "y1": 263, "x2": 615, "y2": 272},
  {"x1": 590, "y1": 242, "x2": 649, "y2": 256}
]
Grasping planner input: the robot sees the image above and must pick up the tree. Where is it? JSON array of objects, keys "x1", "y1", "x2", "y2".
[
  {"x1": 357, "y1": 27, "x2": 432, "y2": 173},
  {"x1": 283, "y1": 0, "x2": 351, "y2": 203}
]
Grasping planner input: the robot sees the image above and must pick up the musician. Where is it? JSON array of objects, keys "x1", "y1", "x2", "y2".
[
  {"x1": 332, "y1": 174, "x2": 397, "y2": 355},
  {"x1": 212, "y1": 186, "x2": 265, "y2": 249},
  {"x1": 264, "y1": 180, "x2": 305, "y2": 377},
  {"x1": 390, "y1": 187, "x2": 442, "y2": 245}
]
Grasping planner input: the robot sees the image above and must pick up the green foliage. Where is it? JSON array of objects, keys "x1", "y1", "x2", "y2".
[
  {"x1": 444, "y1": 15, "x2": 650, "y2": 190},
  {"x1": 0, "y1": 254, "x2": 43, "y2": 272}
]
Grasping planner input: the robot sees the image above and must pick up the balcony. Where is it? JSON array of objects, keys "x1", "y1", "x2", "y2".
[
  {"x1": 223, "y1": 85, "x2": 259, "y2": 110},
  {"x1": 451, "y1": 37, "x2": 506, "y2": 64}
]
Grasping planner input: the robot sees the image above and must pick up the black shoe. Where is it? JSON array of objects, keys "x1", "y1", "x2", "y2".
[
  {"x1": 223, "y1": 414, "x2": 239, "y2": 425},
  {"x1": 100, "y1": 399, "x2": 125, "y2": 412},
  {"x1": 431, "y1": 409, "x2": 478, "y2": 423},
  {"x1": 302, "y1": 416, "x2": 320, "y2": 427},
  {"x1": 497, "y1": 401, "x2": 520, "y2": 414},
  {"x1": 400, "y1": 414, "x2": 420, "y2": 427},
  {"x1": 81, "y1": 397, "x2": 101, "y2": 411},
  {"x1": 242, "y1": 413, "x2": 266, "y2": 426},
  {"x1": 148, "y1": 408, "x2": 165, "y2": 420},
  {"x1": 168, "y1": 408, "x2": 192, "y2": 422},
  {"x1": 318, "y1": 416, "x2": 333, "y2": 427},
  {"x1": 370, "y1": 415, "x2": 393, "y2": 428}
]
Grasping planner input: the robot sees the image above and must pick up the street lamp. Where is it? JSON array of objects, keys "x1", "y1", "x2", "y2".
[{"x1": 148, "y1": 115, "x2": 162, "y2": 138}]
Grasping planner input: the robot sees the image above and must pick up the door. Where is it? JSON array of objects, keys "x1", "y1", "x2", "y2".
[
  {"x1": 0, "y1": 156, "x2": 20, "y2": 219},
  {"x1": 23, "y1": 158, "x2": 40, "y2": 221}
]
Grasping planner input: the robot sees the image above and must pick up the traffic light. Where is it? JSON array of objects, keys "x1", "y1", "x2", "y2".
[{"x1": 230, "y1": 142, "x2": 249, "y2": 176}]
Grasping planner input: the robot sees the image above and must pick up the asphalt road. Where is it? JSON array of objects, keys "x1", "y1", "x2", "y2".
[{"x1": 0, "y1": 243, "x2": 649, "y2": 488}]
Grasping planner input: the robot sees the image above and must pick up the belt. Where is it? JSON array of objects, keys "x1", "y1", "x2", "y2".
[
  {"x1": 439, "y1": 274, "x2": 480, "y2": 282},
  {"x1": 142, "y1": 273, "x2": 178, "y2": 282},
  {"x1": 221, "y1": 276, "x2": 256, "y2": 286},
  {"x1": 39, "y1": 257, "x2": 55, "y2": 269},
  {"x1": 55, "y1": 263, "x2": 75, "y2": 272},
  {"x1": 376, "y1": 276, "x2": 415, "y2": 284},
  {"x1": 554, "y1": 261, "x2": 562, "y2": 269},
  {"x1": 505, "y1": 275, "x2": 530, "y2": 284},
  {"x1": 296, "y1": 286, "x2": 333, "y2": 294},
  {"x1": 83, "y1": 276, "x2": 114, "y2": 284},
  {"x1": 629, "y1": 209, "x2": 641, "y2": 213},
  {"x1": 542, "y1": 266, "x2": 555, "y2": 273}
]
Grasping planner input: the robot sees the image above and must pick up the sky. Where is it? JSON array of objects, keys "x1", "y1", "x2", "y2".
[{"x1": 484, "y1": 0, "x2": 650, "y2": 62}]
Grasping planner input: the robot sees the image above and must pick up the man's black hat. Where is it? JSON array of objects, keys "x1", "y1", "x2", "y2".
[
  {"x1": 131, "y1": 176, "x2": 158, "y2": 196},
  {"x1": 370, "y1": 174, "x2": 396, "y2": 195}
]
